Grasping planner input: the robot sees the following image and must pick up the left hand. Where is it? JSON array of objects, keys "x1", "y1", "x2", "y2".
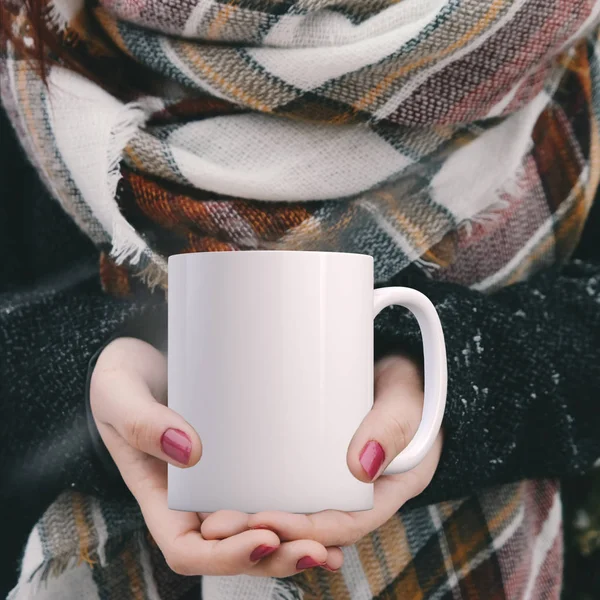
[{"x1": 200, "y1": 355, "x2": 443, "y2": 560}]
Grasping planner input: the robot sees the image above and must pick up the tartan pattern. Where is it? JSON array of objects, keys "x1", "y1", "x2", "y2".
[
  {"x1": 97, "y1": 0, "x2": 585, "y2": 124},
  {"x1": 1, "y1": 0, "x2": 600, "y2": 598},
  {"x1": 2, "y1": 0, "x2": 600, "y2": 292},
  {"x1": 8, "y1": 480, "x2": 563, "y2": 599}
]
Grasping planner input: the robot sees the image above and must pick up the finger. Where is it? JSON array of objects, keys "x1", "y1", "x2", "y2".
[
  {"x1": 200, "y1": 512, "x2": 347, "y2": 552},
  {"x1": 169, "y1": 527, "x2": 283, "y2": 576},
  {"x1": 92, "y1": 365, "x2": 202, "y2": 467},
  {"x1": 347, "y1": 355, "x2": 424, "y2": 482},
  {"x1": 95, "y1": 337, "x2": 168, "y2": 400},
  {"x1": 130, "y1": 473, "x2": 281, "y2": 576},
  {"x1": 322, "y1": 546, "x2": 344, "y2": 572},
  {"x1": 201, "y1": 511, "x2": 250, "y2": 539},
  {"x1": 248, "y1": 480, "x2": 416, "y2": 549},
  {"x1": 247, "y1": 432, "x2": 442, "y2": 549},
  {"x1": 249, "y1": 510, "x2": 360, "y2": 548},
  {"x1": 99, "y1": 411, "x2": 284, "y2": 577},
  {"x1": 333, "y1": 431, "x2": 443, "y2": 539},
  {"x1": 251, "y1": 539, "x2": 329, "y2": 578}
]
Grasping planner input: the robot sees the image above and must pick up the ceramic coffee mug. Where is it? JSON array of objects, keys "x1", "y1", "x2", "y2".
[{"x1": 168, "y1": 251, "x2": 446, "y2": 514}]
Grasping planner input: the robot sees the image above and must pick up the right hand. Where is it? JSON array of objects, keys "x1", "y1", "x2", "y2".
[{"x1": 90, "y1": 336, "x2": 343, "y2": 577}]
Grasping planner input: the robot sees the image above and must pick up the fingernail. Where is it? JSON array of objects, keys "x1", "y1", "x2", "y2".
[
  {"x1": 296, "y1": 556, "x2": 325, "y2": 570},
  {"x1": 359, "y1": 440, "x2": 385, "y2": 480},
  {"x1": 250, "y1": 545, "x2": 277, "y2": 562},
  {"x1": 160, "y1": 428, "x2": 192, "y2": 465},
  {"x1": 321, "y1": 564, "x2": 340, "y2": 572}
]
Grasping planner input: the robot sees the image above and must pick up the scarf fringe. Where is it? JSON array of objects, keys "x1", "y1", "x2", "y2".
[
  {"x1": 460, "y1": 164, "x2": 526, "y2": 237},
  {"x1": 414, "y1": 255, "x2": 443, "y2": 273},
  {"x1": 8, "y1": 526, "x2": 147, "y2": 600},
  {"x1": 461, "y1": 198, "x2": 511, "y2": 237},
  {"x1": 135, "y1": 259, "x2": 169, "y2": 291},
  {"x1": 28, "y1": 554, "x2": 76, "y2": 587},
  {"x1": 110, "y1": 219, "x2": 146, "y2": 265},
  {"x1": 7, "y1": 554, "x2": 79, "y2": 600},
  {"x1": 2, "y1": 3, "x2": 597, "y2": 597},
  {"x1": 46, "y1": 0, "x2": 85, "y2": 34},
  {"x1": 107, "y1": 102, "x2": 148, "y2": 267}
]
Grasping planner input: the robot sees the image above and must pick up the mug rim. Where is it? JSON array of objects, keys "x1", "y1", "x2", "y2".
[{"x1": 169, "y1": 250, "x2": 373, "y2": 262}]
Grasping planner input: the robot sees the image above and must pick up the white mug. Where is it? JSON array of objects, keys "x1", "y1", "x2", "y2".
[{"x1": 168, "y1": 251, "x2": 446, "y2": 514}]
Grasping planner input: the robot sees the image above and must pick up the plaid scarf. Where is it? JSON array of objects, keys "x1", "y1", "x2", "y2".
[
  {"x1": 9, "y1": 481, "x2": 564, "y2": 600},
  {"x1": 2, "y1": 0, "x2": 600, "y2": 598}
]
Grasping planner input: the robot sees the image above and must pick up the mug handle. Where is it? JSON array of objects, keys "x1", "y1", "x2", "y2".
[{"x1": 373, "y1": 287, "x2": 447, "y2": 474}]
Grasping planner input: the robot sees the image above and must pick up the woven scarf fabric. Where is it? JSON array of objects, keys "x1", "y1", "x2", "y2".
[
  {"x1": 2, "y1": 0, "x2": 600, "y2": 292},
  {"x1": 8, "y1": 480, "x2": 563, "y2": 600},
  {"x1": 2, "y1": 0, "x2": 600, "y2": 598}
]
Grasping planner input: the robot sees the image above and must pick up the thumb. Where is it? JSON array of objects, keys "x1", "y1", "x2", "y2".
[
  {"x1": 91, "y1": 339, "x2": 202, "y2": 468},
  {"x1": 346, "y1": 355, "x2": 424, "y2": 482}
]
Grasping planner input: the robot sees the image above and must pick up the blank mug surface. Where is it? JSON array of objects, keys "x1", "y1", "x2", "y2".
[{"x1": 168, "y1": 251, "x2": 374, "y2": 513}]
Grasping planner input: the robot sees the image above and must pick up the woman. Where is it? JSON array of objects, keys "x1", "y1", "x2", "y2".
[{"x1": 2, "y1": 0, "x2": 600, "y2": 598}]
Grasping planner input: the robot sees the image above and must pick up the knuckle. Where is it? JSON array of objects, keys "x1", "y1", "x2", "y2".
[
  {"x1": 213, "y1": 558, "x2": 239, "y2": 576},
  {"x1": 89, "y1": 367, "x2": 109, "y2": 413},
  {"x1": 375, "y1": 355, "x2": 423, "y2": 393},
  {"x1": 126, "y1": 416, "x2": 151, "y2": 450},
  {"x1": 333, "y1": 521, "x2": 363, "y2": 547},
  {"x1": 89, "y1": 363, "x2": 126, "y2": 414},
  {"x1": 403, "y1": 469, "x2": 428, "y2": 498},
  {"x1": 89, "y1": 373, "x2": 120, "y2": 423},
  {"x1": 164, "y1": 550, "x2": 194, "y2": 576},
  {"x1": 94, "y1": 341, "x2": 128, "y2": 375},
  {"x1": 347, "y1": 522, "x2": 367, "y2": 546},
  {"x1": 374, "y1": 359, "x2": 398, "y2": 391},
  {"x1": 89, "y1": 376, "x2": 102, "y2": 416},
  {"x1": 383, "y1": 411, "x2": 415, "y2": 454},
  {"x1": 304, "y1": 515, "x2": 320, "y2": 541},
  {"x1": 342, "y1": 531, "x2": 362, "y2": 547}
]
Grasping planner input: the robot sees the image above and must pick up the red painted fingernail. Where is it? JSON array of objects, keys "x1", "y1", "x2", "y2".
[
  {"x1": 250, "y1": 545, "x2": 277, "y2": 562},
  {"x1": 160, "y1": 429, "x2": 192, "y2": 465},
  {"x1": 296, "y1": 556, "x2": 325, "y2": 570},
  {"x1": 359, "y1": 440, "x2": 385, "y2": 480}
]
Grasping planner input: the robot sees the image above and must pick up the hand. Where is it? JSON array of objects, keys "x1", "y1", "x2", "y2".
[
  {"x1": 90, "y1": 337, "x2": 344, "y2": 576},
  {"x1": 201, "y1": 355, "x2": 443, "y2": 549}
]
